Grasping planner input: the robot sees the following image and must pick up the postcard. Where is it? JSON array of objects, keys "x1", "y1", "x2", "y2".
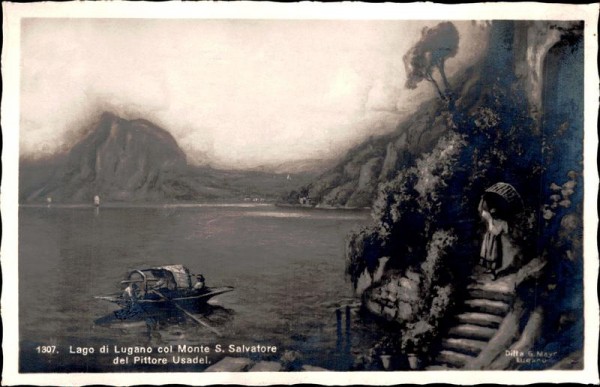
[{"x1": 2, "y1": 2, "x2": 598, "y2": 385}]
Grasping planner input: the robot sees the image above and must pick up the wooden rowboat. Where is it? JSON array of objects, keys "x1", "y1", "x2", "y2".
[
  {"x1": 95, "y1": 264, "x2": 233, "y2": 306},
  {"x1": 95, "y1": 265, "x2": 233, "y2": 334}
]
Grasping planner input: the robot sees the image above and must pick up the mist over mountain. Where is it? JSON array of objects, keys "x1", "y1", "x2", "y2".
[
  {"x1": 284, "y1": 95, "x2": 449, "y2": 208},
  {"x1": 20, "y1": 112, "x2": 316, "y2": 203}
]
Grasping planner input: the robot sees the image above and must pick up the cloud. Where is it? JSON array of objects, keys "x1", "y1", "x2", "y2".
[{"x1": 20, "y1": 19, "x2": 488, "y2": 169}]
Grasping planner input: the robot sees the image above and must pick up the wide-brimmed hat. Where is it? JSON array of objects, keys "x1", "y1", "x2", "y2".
[{"x1": 482, "y1": 182, "x2": 523, "y2": 216}]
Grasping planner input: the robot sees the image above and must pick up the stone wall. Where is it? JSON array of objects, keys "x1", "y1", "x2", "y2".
[{"x1": 363, "y1": 269, "x2": 422, "y2": 324}]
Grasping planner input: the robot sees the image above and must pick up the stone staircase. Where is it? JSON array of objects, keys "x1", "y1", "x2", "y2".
[{"x1": 428, "y1": 275, "x2": 516, "y2": 369}]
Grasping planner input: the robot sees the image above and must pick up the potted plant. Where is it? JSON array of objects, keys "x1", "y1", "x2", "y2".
[
  {"x1": 401, "y1": 320, "x2": 433, "y2": 370},
  {"x1": 373, "y1": 336, "x2": 401, "y2": 370}
]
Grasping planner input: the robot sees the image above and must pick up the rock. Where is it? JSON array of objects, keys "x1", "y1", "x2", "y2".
[
  {"x1": 395, "y1": 275, "x2": 420, "y2": 303},
  {"x1": 400, "y1": 277, "x2": 418, "y2": 291},
  {"x1": 382, "y1": 306, "x2": 397, "y2": 320},
  {"x1": 365, "y1": 298, "x2": 383, "y2": 316},
  {"x1": 406, "y1": 270, "x2": 421, "y2": 283},
  {"x1": 397, "y1": 301, "x2": 413, "y2": 320},
  {"x1": 357, "y1": 157, "x2": 383, "y2": 189}
]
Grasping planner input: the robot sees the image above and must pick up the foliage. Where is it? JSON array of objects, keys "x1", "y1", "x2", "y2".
[
  {"x1": 420, "y1": 230, "x2": 458, "y2": 289},
  {"x1": 402, "y1": 231, "x2": 457, "y2": 355},
  {"x1": 356, "y1": 130, "x2": 468, "y2": 279},
  {"x1": 345, "y1": 226, "x2": 386, "y2": 289},
  {"x1": 404, "y1": 22, "x2": 459, "y2": 99}
]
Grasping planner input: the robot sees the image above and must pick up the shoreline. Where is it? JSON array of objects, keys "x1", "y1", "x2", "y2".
[
  {"x1": 19, "y1": 202, "x2": 276, "y2": 209},
  {"x1": 20, "y1": 202, "x2": 372, "y2": 212},
  {"x1": 274, "y1": 203, "x2": 371, "y2": 212}
]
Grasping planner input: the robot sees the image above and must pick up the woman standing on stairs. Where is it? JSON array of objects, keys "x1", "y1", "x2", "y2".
[{"x1": 478, "y1": 183, "x2": 523, "y2": 280}]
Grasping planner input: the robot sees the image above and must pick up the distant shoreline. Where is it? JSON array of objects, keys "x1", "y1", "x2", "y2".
[
  {"x1": 274, "y1": 203, "x2": 371, "y2": 212},
  {"x1": 19, "y1": 202, "x2": 276, "y2": 209},
  {"x1": 20, "y1": 202, "x2": 371, "y2": 212}
]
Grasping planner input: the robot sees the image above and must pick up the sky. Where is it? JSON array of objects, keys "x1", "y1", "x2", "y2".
[{"x1": 20, "y1": 19, "x2": 489, "y2": 170}]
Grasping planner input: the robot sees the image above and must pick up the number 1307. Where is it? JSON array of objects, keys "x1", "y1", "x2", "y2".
[{"x1": 36, "y1": 346, "x2": 57, "y2": 354}]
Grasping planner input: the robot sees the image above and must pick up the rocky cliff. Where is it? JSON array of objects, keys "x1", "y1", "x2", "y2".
[{"x1": 292, "y1": 97, "x2": 448, "y2": 208}]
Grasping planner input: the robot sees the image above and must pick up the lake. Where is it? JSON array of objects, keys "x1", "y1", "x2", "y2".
[{"x1": 19, "y1": 204, "x2": 383, "y2": 372}]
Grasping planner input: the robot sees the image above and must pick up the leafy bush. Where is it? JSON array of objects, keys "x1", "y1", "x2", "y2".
[{"x1": 401, "y1": 231, "x2": 457, "y2": 355}]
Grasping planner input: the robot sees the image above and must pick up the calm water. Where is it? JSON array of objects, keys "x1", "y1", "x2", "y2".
[{"x1": 19, "y1": 204, "x2": 381, "y2": 372}]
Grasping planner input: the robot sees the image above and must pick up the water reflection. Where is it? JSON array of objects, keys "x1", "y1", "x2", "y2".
[{"x1": 95, "y1": 304, "x2": 234, "y2": 342}]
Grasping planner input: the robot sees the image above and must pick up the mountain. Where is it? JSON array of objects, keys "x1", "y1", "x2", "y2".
[
  {"x1": 22, "y1": 112, "x2": 192, "y2": 202},
  {"x1": 287, "y1": 88, "x2": 455, "y2": 208},
  {"x1": 20, "y1": 112, "x2": 317, "y2": 203}
]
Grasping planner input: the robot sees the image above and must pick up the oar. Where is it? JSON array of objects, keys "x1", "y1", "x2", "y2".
[{"x1": 152, "y1": 290, "x2": 222, "y2": 336}]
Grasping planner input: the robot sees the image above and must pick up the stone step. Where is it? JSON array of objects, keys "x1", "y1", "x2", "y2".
[
  {"x1": 248, "y1": 361, "x2": 282, "y2": 372},
  {"x1": 464, "y1": 299, "x2": 510, "y2": 316},
  {"x1": 456, "y1": 312, "x2": 504, "y2": 328},
  {"x1": 467, "y1": 288, "x2": 514, "y2": 303},
  {"x1": 469, "y1": 275, "x2": 516, "y2": 293},
  {"x1": 442, "y1": 337, "x2": 488, "y2": 356},
  {"x1": 205, "y1": 356, "x2": 253, "y2": 372},
  {"x1": 448, "y1": 324, "x2": 497, "y2": 341},
  {"x1": 435, "y1": 350, "x2": 475, "y2": 368}
]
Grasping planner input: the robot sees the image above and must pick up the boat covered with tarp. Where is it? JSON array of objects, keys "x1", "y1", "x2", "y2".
[
  {"x1": 95, "y1": 264, "x2": 233, "y2": 306},
  {"x1": 95, "y1": 265, "x2": 232, "y2": 333}
]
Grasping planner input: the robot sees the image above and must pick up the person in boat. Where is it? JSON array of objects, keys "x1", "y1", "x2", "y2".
[
  {"x1": 123, "y1": 282, "x2": 139, "y2": 300},
  {"x1": 152, "y1": 271, "x2": 173, "y2": 291},
  {"x1": 193, "y1": 274, "x2": 206, "y2": 290},
  {"x1": 153, "y1": 277, "x2": 168, "y2": 290},
  {"x1": 116, "y1": 282, "x2": 146, "y2": 319}
]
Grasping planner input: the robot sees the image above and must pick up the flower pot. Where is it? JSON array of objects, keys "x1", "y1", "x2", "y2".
[
  {"x1": 407, "y1": 353, "x2": 422, "y2": 370},
  {"x1": 380, "y1": 355, "x2": 392, "y2": 370}
]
